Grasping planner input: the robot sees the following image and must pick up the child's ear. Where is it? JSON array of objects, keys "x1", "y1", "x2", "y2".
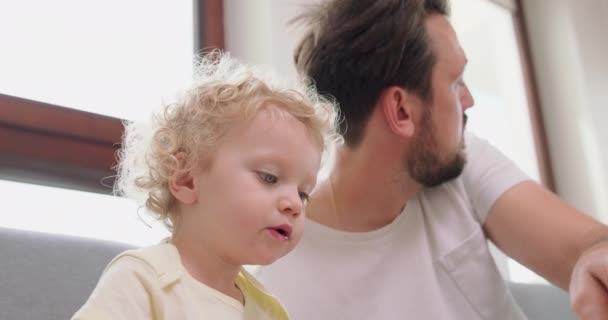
[
  {"x1": 168, "y1": 153, "x2": 198, "y2": 205},
  {"x1": 380, "y1": 86, "x2": 418, "y2": 138}
]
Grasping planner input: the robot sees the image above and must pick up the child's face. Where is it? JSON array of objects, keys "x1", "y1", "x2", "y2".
[{"x1": 184, "y1": 107, "x2": 321, "y2": 266}]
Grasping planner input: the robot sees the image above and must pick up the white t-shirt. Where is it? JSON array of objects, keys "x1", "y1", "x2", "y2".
[
  {"x1": 257, "y1": 134, "x2": 530, "y2": 320},
  {"x1": 73, "y1": 242, "x2": 289, "y2": 320}
]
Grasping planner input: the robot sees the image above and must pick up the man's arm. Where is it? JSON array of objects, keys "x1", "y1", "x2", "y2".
[{"x1": 484, "y1": 181, "x2": 608, "y2": 317}]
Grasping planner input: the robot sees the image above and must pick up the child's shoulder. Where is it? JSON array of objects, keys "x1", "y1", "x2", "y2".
[{"x1": 105, "y1": 241, "x2": 183, "y2": 288}]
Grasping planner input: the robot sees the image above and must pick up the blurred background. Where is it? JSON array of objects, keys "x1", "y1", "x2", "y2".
[{"x1": 1, "y1": 0, "x2": 606, "y2": 285}]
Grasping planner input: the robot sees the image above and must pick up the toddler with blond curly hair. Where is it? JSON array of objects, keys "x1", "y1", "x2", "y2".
[{"x1": 73, "y1": 52, "x2": 339, "y2": 320}]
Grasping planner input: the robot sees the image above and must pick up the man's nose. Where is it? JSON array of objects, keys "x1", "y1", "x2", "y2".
[{"x1": 461, "y1": 83, "x2": 475, "y2": 111}]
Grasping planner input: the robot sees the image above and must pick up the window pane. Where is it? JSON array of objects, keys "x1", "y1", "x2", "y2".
[
  {"x1": 452, "y1": 0, "x2": 546, "y2": 285},
  {"x1": 452, "y1": 0, "x2": 541, "y2": 183},
  {"x1": 0, "y1": 0, "x2": 193, "y2": 121},
  {"x1": 0, "y1": 179, "x2": 169, "y2": 246}
]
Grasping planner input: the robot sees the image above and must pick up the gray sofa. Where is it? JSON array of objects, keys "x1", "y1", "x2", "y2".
[
  {"x1": 0, "y1": 227, "x2": 134, "y2": 320},
  {"x1": 0, "y1": 227, "x2": 577, "y2": 320}
]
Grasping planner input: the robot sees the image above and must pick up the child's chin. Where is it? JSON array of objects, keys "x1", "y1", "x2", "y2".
[{"x1": 251, "y1": 253, "x2": 285, "y2": 266}]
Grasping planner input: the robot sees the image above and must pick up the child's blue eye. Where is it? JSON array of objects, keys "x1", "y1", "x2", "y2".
[
  {"x1": 259, "y1": 172, "x2": 278, "y2": 184},
  {"x1": 298, "y1": 192, "x2": 310, "y2": 204}
]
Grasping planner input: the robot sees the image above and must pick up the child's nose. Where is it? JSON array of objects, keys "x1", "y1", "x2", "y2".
[{"x1": 278, "y1": 193, "x2": 302, "y2": 218}]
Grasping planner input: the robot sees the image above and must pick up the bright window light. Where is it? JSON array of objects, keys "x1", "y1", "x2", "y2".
[
  {"x1": 0, "y1": 0, "x2": 194, "y2": 121},
  {"x1": 0, "y1": 180, "x2": 169, "y2": 246}
]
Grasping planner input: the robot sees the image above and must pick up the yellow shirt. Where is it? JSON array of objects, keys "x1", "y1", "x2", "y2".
[{"x1": 72, "y1": 242, "x2": 289, "y2": 320}]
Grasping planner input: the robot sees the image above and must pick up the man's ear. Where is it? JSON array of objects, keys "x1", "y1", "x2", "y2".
[
  {"x1": 380, "y1": 86, "x2": 417, "y2": 138},
  {"x1": 168, "y1": 152, "x2": 198, "y2": 205}
]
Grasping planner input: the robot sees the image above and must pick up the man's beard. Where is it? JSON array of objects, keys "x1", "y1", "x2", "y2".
[{"x1": 406, "y1": 112, "x2": 467, "y2": 187}]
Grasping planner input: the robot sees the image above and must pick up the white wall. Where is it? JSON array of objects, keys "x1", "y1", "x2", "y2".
[
  {"x1": 224, "y1": 0, "x2": 316, "y2": 80},
  {"x1": 522, "y1": 0, "x2": 608, "y2": 221}
]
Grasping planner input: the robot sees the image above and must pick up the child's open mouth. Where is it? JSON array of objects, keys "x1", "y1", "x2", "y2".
[{"x1": 268, "y1": 224, "x2": 292, "y2": 240}]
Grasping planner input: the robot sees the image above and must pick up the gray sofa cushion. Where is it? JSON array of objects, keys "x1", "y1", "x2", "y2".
[
  {"x1": 0, "y1": 227, "x2": 135, "y2": 320},
  {"x1": 508, "y1": 281, "x2": 577, "y2": 320}
]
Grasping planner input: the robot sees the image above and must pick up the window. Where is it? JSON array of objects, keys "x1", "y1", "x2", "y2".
[{"x1": 0, "y1": 0, "x2": 224, "y2": 246}]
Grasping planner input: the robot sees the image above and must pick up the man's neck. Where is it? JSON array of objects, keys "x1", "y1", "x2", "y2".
[{"x1": 307, "y1": 144, "x2": 421, "y2": 232}]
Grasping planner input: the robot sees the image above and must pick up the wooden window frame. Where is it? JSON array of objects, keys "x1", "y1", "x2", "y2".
[
  {"x1": 0, "y1": 0, "x2": 224, "y2": 195},
  {"x1": 512, "y1": 0, "x2": 556, "y2": 190}
]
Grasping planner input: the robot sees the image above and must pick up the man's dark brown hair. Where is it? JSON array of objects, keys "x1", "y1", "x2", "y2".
[{"x1": 294, "y1": 0, "x2": 450, "y2": 146}]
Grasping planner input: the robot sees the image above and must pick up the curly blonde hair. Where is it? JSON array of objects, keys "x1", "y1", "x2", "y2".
[{"x1": 115, "y1": 52, "x2": 340, "y2": 231}]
